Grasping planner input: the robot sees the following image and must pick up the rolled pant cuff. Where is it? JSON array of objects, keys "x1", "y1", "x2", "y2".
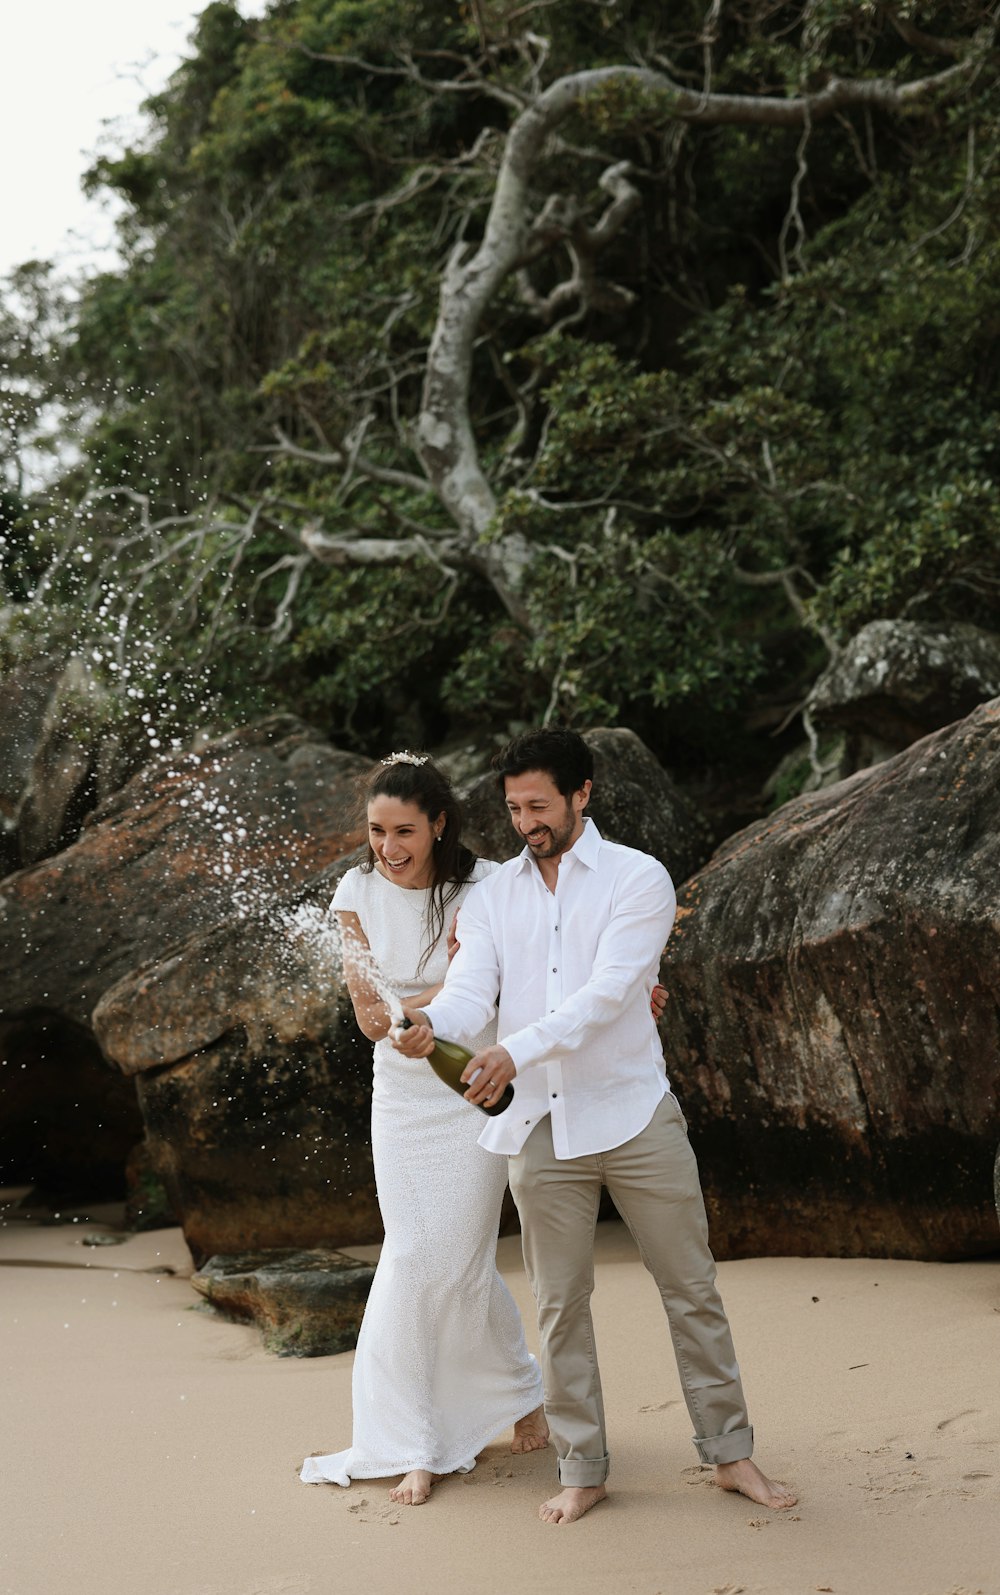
[
  {"x1": 694, "y1": 1425, "x2": 754, "y2": 1466},
  {"x1": 557, "y1": 1454, "x2": 610, "y2": 1487}
]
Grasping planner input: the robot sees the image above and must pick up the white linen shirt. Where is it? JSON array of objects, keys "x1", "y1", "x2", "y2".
[{"x1": 421, "y1": 819, "x2": 677, "y2": 1158}]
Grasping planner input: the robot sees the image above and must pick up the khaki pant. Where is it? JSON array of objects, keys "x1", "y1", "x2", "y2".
[{"x1": 508, "y1": 1093, "x2": 753, "y2": 1486}]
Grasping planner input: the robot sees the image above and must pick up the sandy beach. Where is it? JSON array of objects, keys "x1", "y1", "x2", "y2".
[{"x1": 2, "y1": 1201, "x2": 997, "y2": 1595}]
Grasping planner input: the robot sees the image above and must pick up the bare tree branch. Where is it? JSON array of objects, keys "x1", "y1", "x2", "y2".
[
  {"x1": 267, "y1": 425, "x2": 429, "y2": 495},
  {"x1": 266, "y1": 36, "x2": 526, "y2": 111},
  {"x1": 516, "y1": 160, "x2": 641, "y2": 323},
  {"x1": 249, "y1": 553, "x2": 311, "y2": 644},
  {"x1": 340, "y1": 129, "x2": 500, "y2": 227},
  {"x1": 778, "y1": 106, "x2": 812, "y2": 282},
  {"x1": 732, "y1": 562, "x2": 840, "y2": 660},
  {"x1": 416, "y1": 46, "x2": 985, "y2": 620},
  {"x1": 242, "y1": 19, "x2": 990, "y2": 644},
  {"x1": 905, "y1": 122, "x2": 979, "y2": 261},
  {"x1": 882, "y1": 7, "x2": 969, "y2": 60},
  {"x1": 298, "y1": 522, "x2": 459, "y2": 566}
]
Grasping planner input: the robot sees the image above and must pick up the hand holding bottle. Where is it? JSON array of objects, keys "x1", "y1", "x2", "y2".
[
  {"x1": 392, "y1": 1008, "x2": 436, "y2": 1056},
  {"x1": 391, "y1": 1012, "x2": 514, "y2": 1116},
  {"x1": 460, "y1": 1043, "x2": 516, "y2": 1109}
]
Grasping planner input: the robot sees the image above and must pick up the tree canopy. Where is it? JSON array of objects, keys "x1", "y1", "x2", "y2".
[{"x1": 3, "y1": 0, "x2": 998, "y2": 786}]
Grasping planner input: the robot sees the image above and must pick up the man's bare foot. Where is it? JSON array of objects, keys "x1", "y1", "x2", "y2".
[
  {"x1": 714, "y1": 1458, "x2": 797, "y2": 1510},
  {"x1": 539, "y1": 1484, "x2": 607, "y2": 1524},
  {"x1": 389, "y1": 1469, "x2": 440, "y2": 1505},
  {"x1": 511, "y1": 1405, "x2": 550, "y2": 1454}
]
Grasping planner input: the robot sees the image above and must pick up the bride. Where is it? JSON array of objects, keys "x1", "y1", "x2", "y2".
[{"x1": 300, "y1": 752, "x2": 547, "y2": 1506}]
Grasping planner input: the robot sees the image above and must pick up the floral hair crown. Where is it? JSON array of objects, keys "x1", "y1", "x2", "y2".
[{"x1": 380, "y1": 750, "x2": 429, "y2": 767}]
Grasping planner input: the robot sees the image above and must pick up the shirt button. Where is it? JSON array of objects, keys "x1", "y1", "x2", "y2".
[
  {"x1": 524, "y1": 1119, "x2": 531, "y2": 1125},
  {"x1": 552, "y1": 966, "x2": 557, "y2": 972},
  {"x1": 551, "y1": 1092, "x2": 558, "y2": 1099}
]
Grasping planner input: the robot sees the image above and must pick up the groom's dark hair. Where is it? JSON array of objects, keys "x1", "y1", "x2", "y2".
[{"x1": 492, "y1": 727, "x2": 594, "y2": 799}]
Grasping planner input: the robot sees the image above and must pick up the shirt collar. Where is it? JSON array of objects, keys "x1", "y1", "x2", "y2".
[
  {"x1": 573, "y1": 815, "x2": 602, "y2": 868},
  {"x1": 513, "y1": 815, "x2": 602, "y2": 873}
]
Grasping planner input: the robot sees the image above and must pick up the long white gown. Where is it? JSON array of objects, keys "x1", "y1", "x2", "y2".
[{"x1": 300, "y1": 860, "x2": 542, "y2": 1486}]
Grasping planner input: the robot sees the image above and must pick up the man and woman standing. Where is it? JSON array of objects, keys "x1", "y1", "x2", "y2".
[
  {"x1": 395, "y1": 727, "x2": 794, "y2": 1523},
  {"x1": 302, "y1": 726, "x2": 794, "y2": 1522}
]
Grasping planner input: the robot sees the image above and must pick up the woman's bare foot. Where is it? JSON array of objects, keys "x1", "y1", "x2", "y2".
[
  {"x1": 714, "y1": 1458, "x2": 797, "y2": 1509},
  {"x1": 511, "y1": 1405, "x2": 550, "y2": 1454},
  {"x1": 389, "y1": 1469, "x2": 440, "y2": 1505},
  {"x1": 539, "y1": 1484, "x2": 607, "y2": 1524}
]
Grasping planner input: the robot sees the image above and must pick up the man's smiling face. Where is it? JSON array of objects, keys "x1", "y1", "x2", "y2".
[{"x1": 503, "y1": 769, "x2": 590, "y2": 863}]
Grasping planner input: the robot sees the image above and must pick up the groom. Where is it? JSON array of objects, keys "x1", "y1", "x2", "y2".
[{"x1": 395, "y1": 727, "x2": 795, "y2": 1524}]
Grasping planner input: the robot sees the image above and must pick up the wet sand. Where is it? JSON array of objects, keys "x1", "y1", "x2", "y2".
[{"x1": 1, "y1": 1200, "x2": 998, "y2": 1595}]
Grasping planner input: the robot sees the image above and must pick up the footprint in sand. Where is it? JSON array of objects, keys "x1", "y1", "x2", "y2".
[
  {"x1": 858, "y1": 1413, "x2": 997, "y2": 1512},
  {"x1": 682, "y1": 1464, "x2": 715, "y2": 1486},
  {"x1": 858, "y1": 1464, "x2": 928, "y2": 1506},
  {"x1": 344, "y1": 1495, "x2": 399, "y2": 1525},
  {"x1": 936, "y1": 1409, "x2": 978, "y2": 1431}
]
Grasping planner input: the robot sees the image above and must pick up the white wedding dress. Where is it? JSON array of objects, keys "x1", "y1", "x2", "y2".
[{"x1": 300, "y1": 860, "x2": 542, "y2": 1486}]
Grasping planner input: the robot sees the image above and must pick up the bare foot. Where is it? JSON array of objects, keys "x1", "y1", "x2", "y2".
[
  {"x1": 389, "y1": 1469, "x2": 440, "y2": 1505},
  {"x1": 511, "y1": 1405, "x2": 550, "y2": 1454},
  {"x1": 539, "y1": 1484, "x2": 607, "y2": 1524},
  {"x1": 714, "y1": 1458, "x2": 797, "y2": 1510}
]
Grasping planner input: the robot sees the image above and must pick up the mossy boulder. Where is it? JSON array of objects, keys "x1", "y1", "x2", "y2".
[{"x1": 192, "y1": 1247, "x2": 376, "y2": 1356}]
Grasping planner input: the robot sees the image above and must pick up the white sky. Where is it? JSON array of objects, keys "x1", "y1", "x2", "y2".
[{"x1": 0, "y1": 0, "x2": 268, "y2": 281}]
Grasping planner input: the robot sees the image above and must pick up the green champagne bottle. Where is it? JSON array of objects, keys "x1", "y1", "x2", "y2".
[{"x1": 400, "y1": 1019, "x2": 514, "y2": 1117}]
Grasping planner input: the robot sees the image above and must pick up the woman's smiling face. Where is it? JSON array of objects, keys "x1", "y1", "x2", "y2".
[{"x1": 367, "y1": 795, "x2": 443, "y2": 889}]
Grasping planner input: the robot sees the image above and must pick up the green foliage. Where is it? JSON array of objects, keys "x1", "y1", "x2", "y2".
[
  {"x1": 3, "y1": 0, "x2": 999, "y2": 782},
  {"x1": 286, "y1": 558, "x2": 484, "y2": 737},
  {"x1": 475, "y1": 337, "x2": 772, "y2": 730},
  {"x1": 1, "y1": 262, "x2": 71, "y2": 500},
  {"x1": 814, "y1": 477, "x2": 998, "y2": 634}
]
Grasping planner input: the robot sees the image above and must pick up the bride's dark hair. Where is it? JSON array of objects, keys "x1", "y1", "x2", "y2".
[{"x1": 356, "y1": 754, "x2": 478, "y2": 974}]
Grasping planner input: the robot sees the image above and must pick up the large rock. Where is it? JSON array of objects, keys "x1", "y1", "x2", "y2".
[
  {"x1": 0, "y1": 716, "x2": 368, "y2": 1201},
  {"x1": 660, "y1": 698, "x2": 1000, "y2": 1261},
  {"x1": 0, "y1": 715, "x2": 367, "y2": 1030},
  {"x1": 764, "y1": 622, "x2": 1000, "y2": 813},
  {"x1": 462, "y1": 726, "x2": 710, "y2": 884},
  {"x1": 192, "y1": 1248, "x2": 377, "y2": 1356},
  {"x1": 808, "y1": 620, "x2": 1000, "y2": 745},
  {"x1": 92, "y1": 857, "x2": 380, "y2": 1264}
]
